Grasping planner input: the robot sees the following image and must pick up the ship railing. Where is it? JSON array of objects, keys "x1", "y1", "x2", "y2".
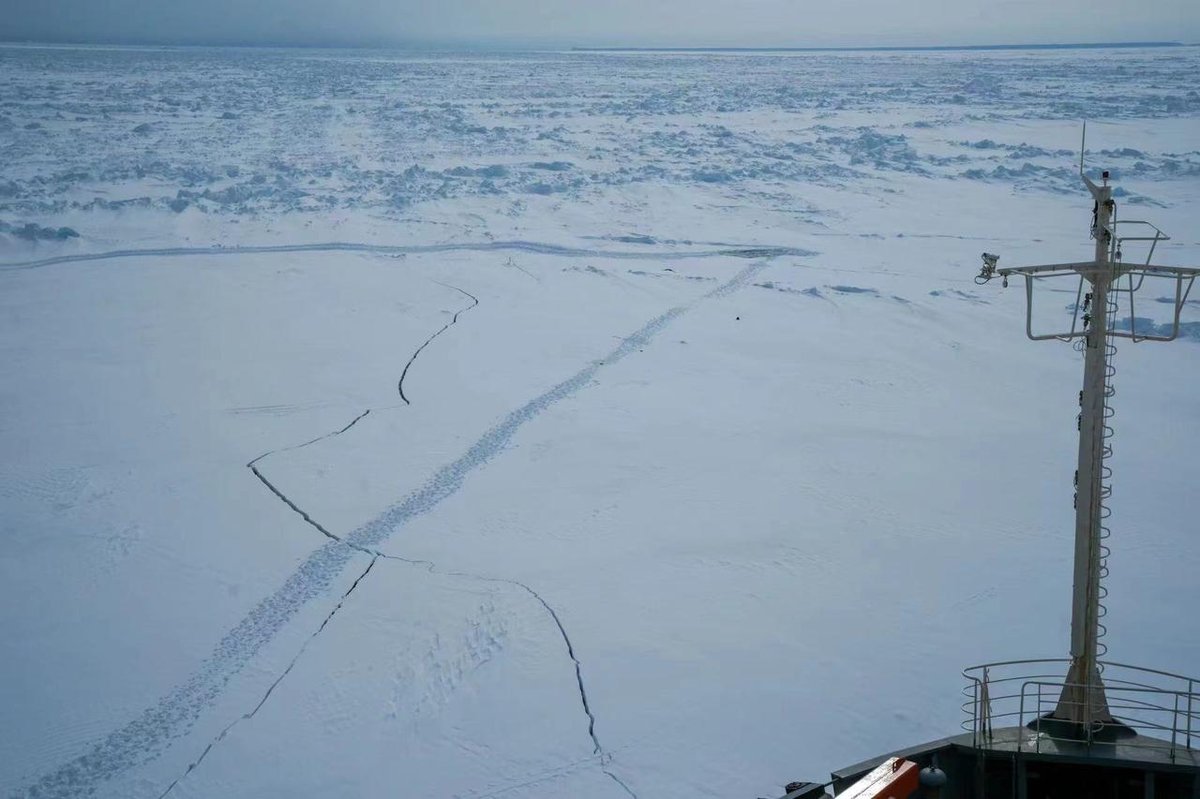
[{"x1": 961, "y1": 658, "x2": 1198, "y2": 760}]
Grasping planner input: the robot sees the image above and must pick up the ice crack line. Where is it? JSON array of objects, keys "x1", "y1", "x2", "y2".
[
  {"x1": 401, "y1": 560, "x2": 602, "y2": 751},
  {"x1": 248, "y1": 461, "x2": 374, "y2": 555},
  {"x1": 0, "y1": 240, "x2": 812, "y2": 272},
  {"x1": 14, "y1": 259, "x2": 768, "y2": 799},
  {"x1": 470, "y1": 579, "x2": 639, "y2": 798},
  {"x1": 367, "y1": 550, "x2": 638, "y2": 798},
  {"x1": 250, "y1": 453, "x2": 429, "y2": 567},
  {"x1": 246, "y1": 409, "x2": 374, "y2": 553},
  {"x1": 399, "y1": 283, "x2": 479, "y2": 405},
  {"x1": 248, "y1": 408, "x2": 371, "y2": 466},
  {"x1": 162, "y1": 273, "x2": 571, "y2": 796},
  {"x1": 156, "y1": 556, "x2": 378, "y2": 799},
  {"x1": 247, "y1": 278, "x2": 479, "y2": 551},
  {"x1": 521, "y1": 583, "x2": 600, "y2": 752},
  {"x1": 156, "y1": 278, "x2": 482, "y2": 794},
  {"x1": 223, "y1": 270, "x2": 623, "y2": 795}
]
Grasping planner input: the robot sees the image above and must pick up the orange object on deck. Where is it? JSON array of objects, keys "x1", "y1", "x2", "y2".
[{"x1": 835, "y1": 756, "x2": 920, "y2": 799}]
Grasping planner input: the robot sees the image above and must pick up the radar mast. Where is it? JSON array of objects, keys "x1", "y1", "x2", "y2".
[{"x1": 976, "y1": 123, "x2": 1199, "y2": 734}]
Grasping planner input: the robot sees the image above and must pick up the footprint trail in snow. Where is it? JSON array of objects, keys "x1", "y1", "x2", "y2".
[{"x1": 14, "y1": 258, "x2": 773, "y2": 799}]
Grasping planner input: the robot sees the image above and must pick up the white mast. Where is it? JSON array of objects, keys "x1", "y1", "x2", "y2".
[
  {"x1": 976, "y1": 129, "x2": 1198, "y2": 732},
  {"x1": 1060, "y1": 166, "x2": 1115, "y2": 727}
]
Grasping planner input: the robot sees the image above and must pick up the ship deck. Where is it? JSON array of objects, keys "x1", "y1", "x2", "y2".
[{"x1": 807, "y1": 726, "x2": 1200, "y2": 799}]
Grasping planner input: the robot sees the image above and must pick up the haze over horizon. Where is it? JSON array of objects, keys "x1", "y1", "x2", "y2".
[{"x1": 2, "y1": 0, "x2": 1198, "y2": 49}]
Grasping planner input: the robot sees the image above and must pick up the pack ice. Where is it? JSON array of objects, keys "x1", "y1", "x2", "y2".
[{"x1": 1, "y1": 44, "x2": 1197, "y2": 799}]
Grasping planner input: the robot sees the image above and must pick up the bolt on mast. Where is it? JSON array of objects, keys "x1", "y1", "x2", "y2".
[{"x1": 976, "y1": 128, "x2": 1198, "y2": 733}]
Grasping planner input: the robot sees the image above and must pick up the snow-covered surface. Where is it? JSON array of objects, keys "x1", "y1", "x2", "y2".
[{"x1": 1, "y1": 44, "x2": 1198, "y2": 798}]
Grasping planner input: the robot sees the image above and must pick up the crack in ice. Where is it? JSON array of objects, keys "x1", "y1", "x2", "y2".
[
  {"x1": 245, "y1": 278, "x2": 479, "y2": 554},
  {"x1": 0, "y1": 240, "x2": 811, "y2": 272},
  {"x1": 152, "y1": 282, "x2": 489, "y2": 794},
  {"x1": 248, "y1": 408, "x2": 372, "y2": 467},
  {"x1": 156, "y1": 556, "x2": 379, "y2": 799},
  {"x1": 399, "y1": 283, "x2": 479, "y2": 405},
  {"x1": 359, "y1": 550, "x2": 640, "y2": 798},
  {"x1": 13, "y1": 259, "x2": 767, "y2": 799}
]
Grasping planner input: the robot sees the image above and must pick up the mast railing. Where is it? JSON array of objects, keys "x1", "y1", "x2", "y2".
[{"x1": 962, "y1": 659, "x2": 1199, "y2": 758}]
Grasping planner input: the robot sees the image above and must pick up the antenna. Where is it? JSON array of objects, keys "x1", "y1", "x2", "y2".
[
  {"x1": 1080, "y1": 118, "x2": 1089, "y2": 179},
  {"x1": 1079, "y1": 120, "x2": 1087, "y2": 179},
  {"x1": 975, "y1": 139, "x2": 1198, "y2": 734}
]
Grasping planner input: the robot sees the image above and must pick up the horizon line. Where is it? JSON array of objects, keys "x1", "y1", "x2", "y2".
[
  {"x1": 0, "y1": 37, "x2": 1192, "y2": 53},
  {"x1": 573, "y1": 41, "x2": 1188, "y2": 53}
]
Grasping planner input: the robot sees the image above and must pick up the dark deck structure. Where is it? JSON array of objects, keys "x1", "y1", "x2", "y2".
[
  {"x1": 823, "y1": 726, "x2": 1199, "y2": 798},
  {"x1": 776, "y1": 659, "x2": 1199, "y2": 799}
]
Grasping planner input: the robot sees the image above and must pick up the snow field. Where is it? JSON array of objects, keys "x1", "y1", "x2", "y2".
[{"x1": 1, "y1": 44, "x2": 1198, "y2": 799}]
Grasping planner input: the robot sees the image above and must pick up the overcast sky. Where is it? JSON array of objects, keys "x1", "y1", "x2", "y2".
[{"x1": 2, "y1": 0, "x2": 1198, "y2": 48}]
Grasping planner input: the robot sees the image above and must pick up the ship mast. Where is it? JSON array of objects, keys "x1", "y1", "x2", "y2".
[
  {"x1": 1059, "y1": 166, "x2": 1115, "y2": 728},
  {"x1": 976, "y1": 127, "x2": 1199, "y2": 733}
]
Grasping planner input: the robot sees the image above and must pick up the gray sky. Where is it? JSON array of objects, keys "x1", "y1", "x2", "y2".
[{"x1": 2, "y1": 0, "x2": 1198, "y2": 48}]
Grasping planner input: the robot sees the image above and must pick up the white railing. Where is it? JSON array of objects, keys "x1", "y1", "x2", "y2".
[{"x1": 962, "y1": 659, "x2": 1198, "y2": 760}]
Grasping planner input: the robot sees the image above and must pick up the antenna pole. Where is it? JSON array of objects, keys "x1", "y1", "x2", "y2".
[
  {"x1": 1053, "y1": 174, "x2": 1116, "y2": 728},
  {"x1": 1079, "y1": 121, "x2": 1086, "y2": 177}
]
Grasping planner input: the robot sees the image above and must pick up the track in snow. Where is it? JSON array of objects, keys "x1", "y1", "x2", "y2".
[
  {"x1": 13, "y1": 259, "x2": 770, "y2": 799},
  {"x1": 155, "y1": 556, "x2": 378, "y2": 799}
]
